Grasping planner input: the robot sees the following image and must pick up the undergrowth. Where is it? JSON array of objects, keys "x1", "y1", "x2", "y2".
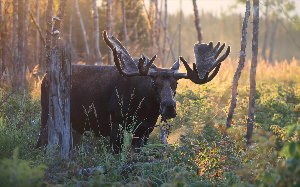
[{"x1": 0, "y1": 59, "x2": 299, "y2": 186}]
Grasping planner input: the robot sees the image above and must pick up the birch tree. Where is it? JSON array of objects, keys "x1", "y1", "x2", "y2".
[
  {"x1": 75, "y1": 0, "x2": 90, "y2": 59},
  {"x1": 162, "y1": 0, "x2": 168, "y2": 67},
  {"x1": 178, "y1": 0, "x2": 182, "y2": 56},
  {"x1": 226, "y1": 0, "x2": 251, "y2": 129},
  {"x1": 268, "y1": 19, "x2": 278, "y2": 63},
  {"x1": 35, "y1": 0, "x2": 40, "y2": 66},
  {"x1": 93, "y1": 0, "x2": 102, "y2": 64},
  {"x1": 106, "y1": 0, "x2": 113, "y2": 64},
  {"x1": 121, "y1": 0, "x2": 128, "y2": 48},
  {"x1": 261, "y1": 0, "x2": 269, "y2": 60},
  {"x1": 246, "y1": 0, "x2": 259, "y2": 146},
  {"x1": 12, "y1": 0, "x2": 18, "y2": 89}
]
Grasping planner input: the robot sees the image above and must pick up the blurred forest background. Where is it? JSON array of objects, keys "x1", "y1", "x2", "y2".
[{"x1": 0, "y1": 0, "x2": 300, "y2": 90}]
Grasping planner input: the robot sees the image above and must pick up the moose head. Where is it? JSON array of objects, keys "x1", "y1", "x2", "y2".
[{"x1": 103, "y1": 31, "x2": 230, "y2": 121}]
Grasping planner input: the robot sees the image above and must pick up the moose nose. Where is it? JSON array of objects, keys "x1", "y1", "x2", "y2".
[{"x1": 160, "y1": 102, "x2": 177, "y2": 120}]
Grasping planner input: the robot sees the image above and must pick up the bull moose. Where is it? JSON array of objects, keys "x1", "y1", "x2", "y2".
[{"x1": 36, "y1": 31, "x2": 230, "y2": 153}]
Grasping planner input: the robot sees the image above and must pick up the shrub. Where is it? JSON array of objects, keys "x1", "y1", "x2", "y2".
[{"x1": 0, "y1": 148, "x2": 46, "y2": 187}]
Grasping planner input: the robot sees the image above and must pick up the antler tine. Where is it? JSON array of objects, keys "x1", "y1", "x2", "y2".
[
  {"x1": 215, "y1": 43, "x2": 225, "y2": 58},
  {"x1": 113, "y1": 47, "x2": 125, "y2": 76},
  {"x1": 103, "y1": 30, "x2": 113, "y2": 49},
  {"x1": 212, "y1": 42, "x2": 221, "y2": 53},
  {"x1": 179, "y1": 56, "x2": 207, "y2": 83},
  {"x1": 113, "y1": 47, "x2": 140, "y2": 77},
  {"x1": 205, "y1": 63, "x2": 221, "y2": 83},
  {"x1": 180, "y1": 56, "x2": 193, "y2": 76},
  {"x1": 145, "y1": 55, "x2": 157, "y2": 70},
  {"x1": 208, "y1": 45, "x2": 230, "y2": 72},
  {"x1": 216, "y1": 46, "x2": 230, "y2": 64}
]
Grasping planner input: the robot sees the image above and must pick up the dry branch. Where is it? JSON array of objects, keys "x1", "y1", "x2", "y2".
[{"x1": 30, "y1": 11, "x2": 46, "y2": 46}]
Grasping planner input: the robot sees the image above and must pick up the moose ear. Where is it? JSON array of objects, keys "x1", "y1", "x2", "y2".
[{"x1": 171, "y1": 58, "x2": 180, "y2": 72}]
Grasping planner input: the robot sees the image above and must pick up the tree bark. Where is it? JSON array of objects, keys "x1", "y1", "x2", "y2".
[
  {"x1": 162, "y1": 0, "x2": 168, "y2": 67},
  {"x1": 48, "y1": 43, "x2": 72, "y2": 159},
  {"x1": 121, "y1": 0, "x2": 128, "y2": 48},
  {"x1": 17, "y1": 0, "x2": 25, "y2": 90},
  {"x1": 75, "y1": 0, "x2": 90, "y2": 59},
  {"x1": 69, "y1": 2, "x2": 73, "y2": 43},
  {"x1": 0, "y1": 0, "x2": 2, "y2": 79},
  {"x1": 45, "y1": 0, "x2": 53, "y2": 70},
  {"x1": 35, "y1": 0, "x2": 40, "y2": 67},
  {"x1": 47, "y1": 0, "x2": 72, "y2": 159},
  {"x1": 178, "y1": 0, "x2": 182, "y2": 56},
  {"x1": 12, "y1": 0, "x2": 18, "y2": 89},
  {"x1": 153, "y1": 0, "x2": 163, "y2": 63},
  {"x1": 93, "y1": 0, "x2": 102, "y2": 64},
  {"x1": 192, "y1": 0, "x2": 202, "y2": 43},
  {"x1": 261, "y1": 0, "x2": 269, "y2": 61},
  {"x1": 268, "y1": 19, "x2": 278, "y2": 64},
  {"x1": 226, "y1": 0, "x2": 251, "y2": 129},
  {"x1": 21, "y1": 0, "x2": 30, "y2": 89},
  {"x1": 106, "y1": 0, "x2": 113, "y2": 65},
  {"x1": 246, "y1": 0, "x2": 259, "y2": 146},
  {"x1": 0, "y1": 0, "x2": 8, "y2": 81}
]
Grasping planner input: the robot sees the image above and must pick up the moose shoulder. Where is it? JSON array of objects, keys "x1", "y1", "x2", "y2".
[{"x1": 36, "y1": 31, "x2": 230, "y2": 153}]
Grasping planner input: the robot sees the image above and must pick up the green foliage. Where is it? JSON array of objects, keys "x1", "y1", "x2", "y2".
[
  {"x1": 1, "y1": 64, "x2": 300, "y2": 186},
  {"x1": 0, "y1": 90, "x2": 40, "y2": 159},
  {"x1": 256, "y1": 83, "x2": 300, "y2": 130},
  {"x1": 0, "y1": 148, "x2": 46, "y2": 187}
]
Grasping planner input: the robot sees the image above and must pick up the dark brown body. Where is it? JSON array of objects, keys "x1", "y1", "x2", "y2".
[{"x1": 37, "y1": 65, "x2": 160, "y2": 153}]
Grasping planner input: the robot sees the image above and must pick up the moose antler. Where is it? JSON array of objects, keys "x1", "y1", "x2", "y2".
[
  {"x1": 178, "y1": 42, "x2": 230, "y2": 84},
  {"x1": 104, "y1": 30, "x2": 230, "y2": 82},
  {"x1": 103, "y1": 30, "x2": 157, "y2": 76}
]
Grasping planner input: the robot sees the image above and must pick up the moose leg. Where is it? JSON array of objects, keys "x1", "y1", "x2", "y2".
[
  {"x1": 36, "y1": 79, "x2": 49, "y2": 148},
  {"x1": 131, "y1": 124, "x2": 154, "y2": 152}
]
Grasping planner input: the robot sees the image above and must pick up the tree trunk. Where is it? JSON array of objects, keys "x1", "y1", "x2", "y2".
[
  {"x1": 48, "y1": 44, "x2": 72, "y2": 159},
  {"x1": 45, "y1": 0, "x2": 53, "y2": 69},
  {"x1": 226, "y1": 0, "x2": 251, "y2": 129},
  {"x1": 0, "y1": 0, "x2": 2, "y2": 79},
  {"x1": 246, "y1": 0, "x2": 259, "y2": 146},
  {"x1": 35, "y1": 0, "x2": 40, "y2": 67},
  {"x1": 261, "y1": 0, "x2": 269, "y2": 61},
  {"x1": 47, "y1": 0, "x2": 72, "y2": 159},
  {"x1": 93, "y1": 0, "x2": 102, "y2": 64},
  {"x1": 154, "y1": 0, "x2": 163, "y2": 63},
  {"x1": 268, "y1": 19, "x2": 278, "y2": 64},
  {"x1": 121, "y1": 0, "x2": 128, "y2": 48},
  {"x1": 162, "y1": 0, "x2": 168, "y2": 67},
  {"x1": 15, "y1": 0, "x2": 26, "y2": 90},
  {"x1": 75, "y1": 0, "x2": 90, "y2": 59},
  {"x1": 21, "y1": 0, "x2": 30, "y2": 89},
  {"x1": 0, "y1": 0, "x2": 8, "y2": 81},
  {"x1": 178, "y1": 0, "x2": 182, "y2": 56},
  {"x1": 69, "y1": 2, "x2": 73, "y2": 43},
  {"x1": 192, "y1": 0, "x2": 202, "y2": 43},
  {"x1": 12, "y1": 0, "x2": 18, "y2": 89},
  {"x1": 106, "y1": 0, "x2": 113, "y2": 65}
]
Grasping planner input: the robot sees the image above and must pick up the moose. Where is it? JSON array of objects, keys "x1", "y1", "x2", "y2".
[{"x1": 36, "y1": 31, "x2": 230, "y2": 153}]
